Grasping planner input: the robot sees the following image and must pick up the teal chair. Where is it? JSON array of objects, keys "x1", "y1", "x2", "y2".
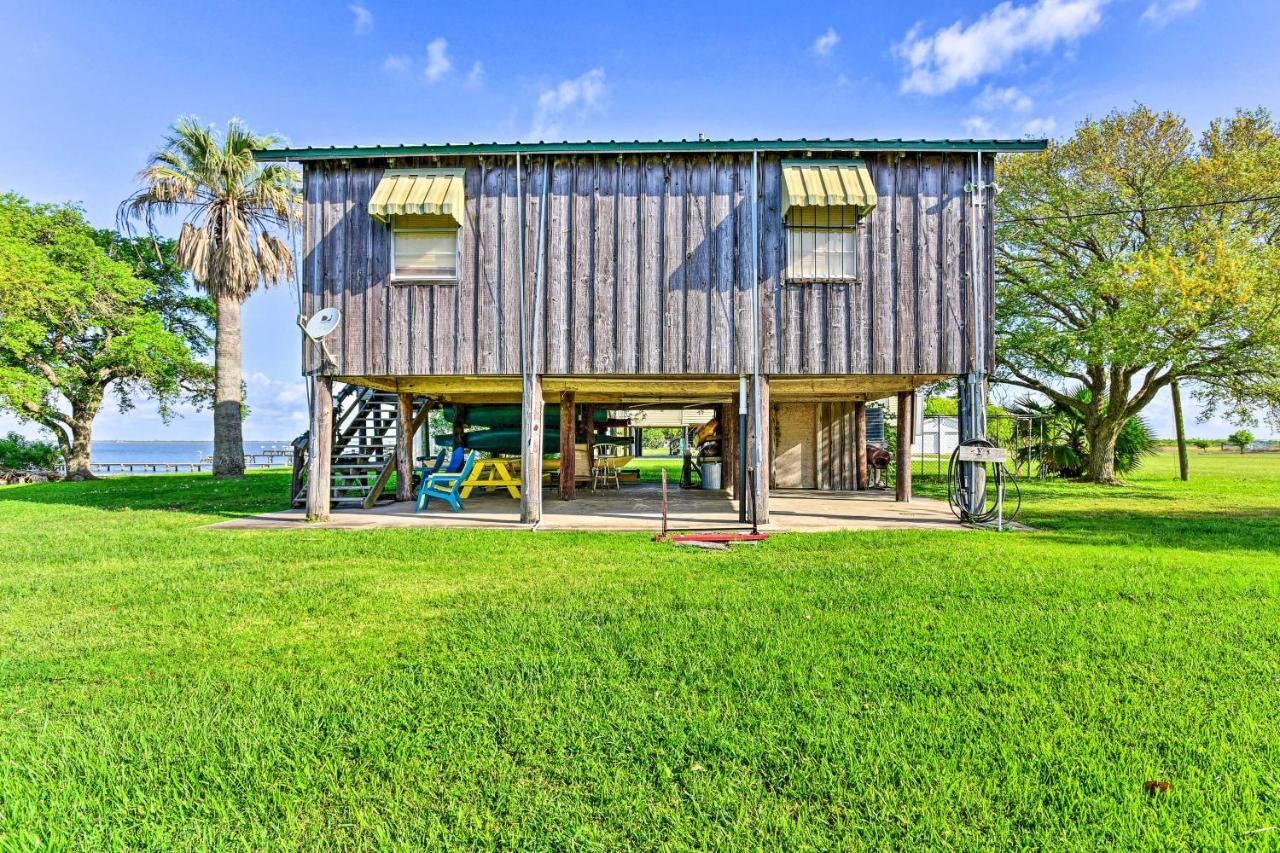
[{"x1": 416, "y1": 451, "x2": 478, "y2": 512}]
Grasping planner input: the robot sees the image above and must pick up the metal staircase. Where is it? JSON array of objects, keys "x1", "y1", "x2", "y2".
[{"x1": 292, "y1": 386, "x2": 429, "y2": 509}]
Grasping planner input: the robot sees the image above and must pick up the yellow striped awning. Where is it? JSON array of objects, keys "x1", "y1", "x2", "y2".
[
  {"x1": 368, "y1": 168, "x2": 465, "y2": 224},
  {"x1": 780, "y1": 159, "x2": 877, "y2": 219}
]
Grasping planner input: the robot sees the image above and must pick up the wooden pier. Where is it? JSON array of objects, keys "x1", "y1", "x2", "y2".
[{"x1": 86, "y1": 450, "x2": 295, "y2": 475}]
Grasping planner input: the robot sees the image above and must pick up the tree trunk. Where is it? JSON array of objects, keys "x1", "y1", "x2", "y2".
[
  {"x1": 1084, "y1": 418, "x2": 1123, "y2": 484},
  {"x1": 1170, "y1": 379, "x2": 1188, "y2": 481},
  {"x1": 212, "y1": 293, "x2": 246, "y2": 479},
  {"x1": 64, "y1": 407, "x2": 98, "y2": 480}
]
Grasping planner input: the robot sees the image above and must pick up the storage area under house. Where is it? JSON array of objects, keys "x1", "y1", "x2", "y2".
[{"x1": 250, "y1": 136, "x2": 1047, "y2": 526}]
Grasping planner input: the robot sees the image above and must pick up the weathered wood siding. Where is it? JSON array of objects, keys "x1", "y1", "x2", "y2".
[{"x1": 301, "y1": 152, "x2": 994, "y2": 377}]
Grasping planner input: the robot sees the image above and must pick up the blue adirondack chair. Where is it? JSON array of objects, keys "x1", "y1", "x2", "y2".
[
  {"x1": 416, "y1": 446, "x2": 464, "y2": 481},
  {"x1": 418, "y1": 448, "x2": 447, "y2": 475},
  {"x1": 416, "y1": 451, "x2": 478, "y2": 512}
]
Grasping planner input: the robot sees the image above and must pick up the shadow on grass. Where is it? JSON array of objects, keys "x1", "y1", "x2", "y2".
[
  {"x1": 4, "y1": 469, "x2": 1276, "y2": 556},
  {"x1": 914, "y1": 473, "x2": 1279, "y2": 556},
  {"x1": 0, "y1": 470, "x2": 295, "y2": 520},
  {"x1": 1027, "y1": 506, "x2": 1280, "y2": 556}
]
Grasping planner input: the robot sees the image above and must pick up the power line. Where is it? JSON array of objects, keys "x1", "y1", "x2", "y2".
[{"x1": 996, "y1": 193, "x2": 1280, "y2": 224}]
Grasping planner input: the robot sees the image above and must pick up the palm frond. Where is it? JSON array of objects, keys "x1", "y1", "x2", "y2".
[{"x1": 122, "y1": 116, "x2": 301, "y2": 300}]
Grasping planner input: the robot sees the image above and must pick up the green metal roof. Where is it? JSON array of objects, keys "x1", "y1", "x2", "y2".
[{"x1": 252, "y1": 137, "x2": 1048, "y2": 162}]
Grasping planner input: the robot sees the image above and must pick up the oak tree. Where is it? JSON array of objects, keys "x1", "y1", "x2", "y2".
[
  {"x1": 0, "y1": 195, "x2": 212, "y2": 478},
  {"x1": 995, "y1": 106, "x2": 1280, "y2": 482}
]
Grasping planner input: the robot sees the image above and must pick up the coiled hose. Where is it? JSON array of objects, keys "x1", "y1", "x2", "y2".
[{"x1": 946, "y1": 438, "x2": 1022, "y2": 526}]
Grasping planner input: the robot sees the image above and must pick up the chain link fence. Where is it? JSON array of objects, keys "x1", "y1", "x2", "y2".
[{"x1": 880, "y1": 409, "x2": 1051, "y2": 484}]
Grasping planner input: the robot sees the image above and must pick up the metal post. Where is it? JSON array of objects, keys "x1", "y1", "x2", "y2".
[
  {"x1": 738, "y1": 374, "x2": 748, "y2": 522},
  {"x1": 520, "y1": 157, "x2": 551, "y2": 525},
  {"x1": 957, "y1": 150, "x2": 989, "y2": 517},
  {"x1": 750, "y1": 150, "x2": 767, "y2": 524},
  {"x1": 996, "y1": 473, "x2": 1004, "y2": 532}
]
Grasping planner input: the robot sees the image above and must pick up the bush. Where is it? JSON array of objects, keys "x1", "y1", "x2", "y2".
[
  {"x1": 0, "y1": 432, "x2": 61, "y2": 469},
  {"x1": 1227, "y1": 430, "x2": 1255, "y2": 453}
]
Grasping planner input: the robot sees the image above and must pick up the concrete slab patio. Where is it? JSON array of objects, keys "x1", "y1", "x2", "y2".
[{"x1": 210, "y1": 485, "x2": 961, "y2": 533}]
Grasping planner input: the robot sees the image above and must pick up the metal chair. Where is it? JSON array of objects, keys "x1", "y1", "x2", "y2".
[{"x1": 592, "y1": 458, "x2": 620, "y2": 490}]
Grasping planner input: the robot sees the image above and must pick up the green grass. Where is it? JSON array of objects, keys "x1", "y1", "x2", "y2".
[{"x1": 1, "y1": 449, "x2": 1278, "y2": 847}]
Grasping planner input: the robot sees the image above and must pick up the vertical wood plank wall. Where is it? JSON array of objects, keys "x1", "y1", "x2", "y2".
[{"x1": 301, "y1": 152, "x2": 992, "y2": 378}]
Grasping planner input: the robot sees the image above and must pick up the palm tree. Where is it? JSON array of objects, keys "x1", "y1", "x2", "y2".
[
  {"x1": 1008, "y1": 388, "x2": 1157, "y2": 479},
  {"x1": 124, "y1": 118, "x2": 299, "y2": 478}
]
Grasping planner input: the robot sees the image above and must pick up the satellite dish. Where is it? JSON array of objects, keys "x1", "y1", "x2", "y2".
[
  {"x1": 299, "y1": 307, "x2": 342, "y2": 371},
  {"x1": 304, "y1": 307, "x2": 342, "y2": 341}
]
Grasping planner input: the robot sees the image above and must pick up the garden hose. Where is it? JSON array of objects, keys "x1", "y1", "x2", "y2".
[{"x1": 946, "y1": 438, "x2": 1022, "y2": 526}]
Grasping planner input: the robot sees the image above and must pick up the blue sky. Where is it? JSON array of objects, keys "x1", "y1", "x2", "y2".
[{"x1": 2, "y1": 0, "x2": 1277, "y2": 441}]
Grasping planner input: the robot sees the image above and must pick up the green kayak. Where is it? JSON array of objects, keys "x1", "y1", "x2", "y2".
[
  {"x1": 441, "y1": 404, "x2": 615, "y2": 429},
  {"x1": 434, "y1": 429, "x2": 632, "y2": 455}
]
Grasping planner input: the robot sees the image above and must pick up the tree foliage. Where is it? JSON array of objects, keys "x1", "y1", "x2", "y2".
[
  {"x1": 0, "y1": 432, "x2": 60, "y2": 470},
  {"x1": 995, "y1": 105, "x2": 1280, "y2": 482},
  {"x1": 1227, "y1": 429, "x2": 1255, "y2": 453},
  {"x1": 1008, "y1": 389, "x2": 1157, "y2": 478},
  {"x1": 122, "y1": 117, "x2": 297, "y2": 299},
  {"x1": 0, "y1": 194, "x2": 213, "y2": 477}
]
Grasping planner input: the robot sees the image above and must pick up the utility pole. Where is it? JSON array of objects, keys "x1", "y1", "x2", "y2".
[{"x1": 1171, "y1": 379, "x2": 1189, "y2": 481}]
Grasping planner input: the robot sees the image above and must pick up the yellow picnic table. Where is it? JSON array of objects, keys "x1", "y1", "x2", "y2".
[{"x1": 458, "y1": 457, "x2": 521, "y2": 500}]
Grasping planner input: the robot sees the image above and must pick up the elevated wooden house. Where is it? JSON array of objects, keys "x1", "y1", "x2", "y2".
[{"x1": 253, "y1": 137, "x2": 1046, "y2": 523}]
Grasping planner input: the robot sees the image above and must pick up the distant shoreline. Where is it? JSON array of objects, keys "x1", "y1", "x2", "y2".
[{"x1": 93, "y1": 439, "x2": 294, "y2": 444}]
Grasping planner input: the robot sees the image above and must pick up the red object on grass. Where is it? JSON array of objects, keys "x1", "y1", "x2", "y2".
[{"x1": 666, "y1": 533, "x2": 769, "y2": 543}]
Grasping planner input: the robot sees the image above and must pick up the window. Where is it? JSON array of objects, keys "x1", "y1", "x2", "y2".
[
  {"x1": 785, "y1": 206, "x2": 861, "y2": 283},
  {"x1": 391, "y1": 214, "x2": 459, "y2": 282}
]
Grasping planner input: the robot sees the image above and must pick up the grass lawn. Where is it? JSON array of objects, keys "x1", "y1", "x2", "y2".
[{"x1": 1, "y1": 449, "x2": 1278, "y2": 847}]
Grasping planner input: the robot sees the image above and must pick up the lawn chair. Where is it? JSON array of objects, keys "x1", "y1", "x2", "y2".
[
  {"x1": 416, "y1": 451, "x2": 478, "y2": 512},
  {"x1": 414, "y1": 447, "x2": 464, "y2": 492},
  {"x1": 418, "y1": 447, "x2": 447, "y2": 474}
]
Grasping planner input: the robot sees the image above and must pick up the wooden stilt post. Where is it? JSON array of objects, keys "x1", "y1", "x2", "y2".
[
  {"x1": 306, "y1": 376, "x2": 333, "y2": 522},
  {"x1": 722, "y1": 398, "x2": 738, "y2": 499},
  {"x1": 751, "y1": 376, "x2": 770, "y2": 523},
  {"x1": 896, "y1": 390, "x2": 914, "y2": 502},
  {"x1": 559, "y1": 390, "x2": 575, "y2": 500},
  {"x1": 520, "y1": 375, "x2": 543, "y2": 524},
  {"x1": 583, "y1": 404, "x2": 596, "y2": 481},
  {"x1": 854, "y1": 400, "x2": 868, "y2": 491},
  {"x1": 395, "y1": 392, "x2": 415, "y2": 502},
  {"x1": 452, "y1": 404, "x2": 468, "y2": 451}
]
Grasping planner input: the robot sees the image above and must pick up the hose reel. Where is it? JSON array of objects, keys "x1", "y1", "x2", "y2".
[{"x1": 946, "y1": 438, "x2": 1022, "y2": 529}]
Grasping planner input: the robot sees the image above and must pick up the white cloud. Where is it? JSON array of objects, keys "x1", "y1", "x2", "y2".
[
  {"x1": 812, "y1": 27, "x2": 840, "y2": 56},
  {"x1": 242, "y1": 372, "x2": 308, "y2": 437},
  {"x1": 974, "y1": 83, "x2": 1033, "y2": 112},
  {"x1": 895, "y1": 0, "x2": 1107, "y2": 95},
  {"x1": 963, "y1": 116, "x2": 995, "y2": 135},
  {"x1": 1022, "y1": 116, "x2": 1057, "y2": 135},
  {"x1": 0, "y1": 370, "x2": 309, "y2": 444},
  {"x1": 1141, "y1": 0, "x2": 1200, "y2": 25},
  {"x1": 532, "y1": 68, "x2": 607, "y2": 138},
  {"x1": 348, "y1": 3, "x2": 373, "y2": 35},
  {"x1": 382, "y1": 54, "x2": 411, "y2": 74},
  {"x1": 466, "y1": 61, "x2": 485, "y2": 88},
  {"x1": 424, "y1": 37, "x2": 453, "y2": 83}
]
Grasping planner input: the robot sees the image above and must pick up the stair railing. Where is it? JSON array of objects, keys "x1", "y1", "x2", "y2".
[{"x1": 290, "y1": 383, "x2": 376, "y2": 503}]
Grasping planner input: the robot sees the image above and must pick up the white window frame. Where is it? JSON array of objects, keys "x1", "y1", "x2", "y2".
[
  {"x1": 784, "y1": 207, "x2": 863, "y2": 284},
  {"x1": 390, "y1": 223, "x2": 460, "y2": 283}
]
